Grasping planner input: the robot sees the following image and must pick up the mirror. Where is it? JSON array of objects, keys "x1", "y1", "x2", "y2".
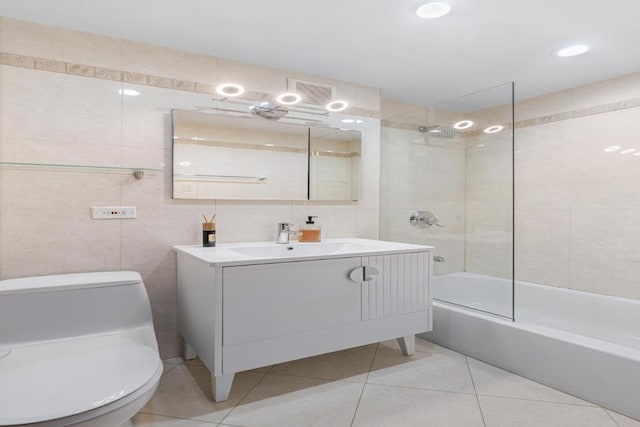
[
  {"x1": 172, "y1": 109, "x2": 362, "y2": 201},
  {"x1": 310, "y1": 126, "x2": 361, "y2": 200}
]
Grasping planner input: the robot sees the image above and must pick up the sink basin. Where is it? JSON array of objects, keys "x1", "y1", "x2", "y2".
[
  {"x1": 228, "y1": 242, "x2": 374, "y2": 258},
  {"x1": 174, "y1": 238, "x2": 435, "y2": 266}
]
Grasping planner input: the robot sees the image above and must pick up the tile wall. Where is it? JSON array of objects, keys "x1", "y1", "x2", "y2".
[
  {"x1": 381, "y1": 73, "x2": 640, "y2": 301},
  {"x1": 0, "y1": 17, "x2": 381, "y2": 357}
]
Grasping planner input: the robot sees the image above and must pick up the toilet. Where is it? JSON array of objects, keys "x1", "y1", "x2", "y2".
[{"x1": 0, "y1": 271, "x2": 163, "y2": 427}]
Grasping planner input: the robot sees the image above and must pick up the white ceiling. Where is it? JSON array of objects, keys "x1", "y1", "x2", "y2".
[{"x1": 1, "y1": 0, "x2": 640, "y2": 106}]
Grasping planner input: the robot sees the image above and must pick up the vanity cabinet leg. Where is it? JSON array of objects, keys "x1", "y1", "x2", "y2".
[
  {"x1": 397, "y1": 335, "x2": 415, "y2": 356},
  {"x1": 212, "y1": 373, "x2": 235, "y2": 402},
  {"x1": 184, "y1": 342, "x2": 197, "y2": 360}
]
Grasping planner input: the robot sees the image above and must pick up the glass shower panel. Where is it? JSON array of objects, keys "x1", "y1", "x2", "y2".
[{"x1": 380, "y1": 83, "x2": 514, "y2": 319}]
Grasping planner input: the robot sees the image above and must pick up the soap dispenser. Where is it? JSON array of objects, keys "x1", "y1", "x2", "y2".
[{"x1": 299, "y1": 216, "x2": 321, "y2": 242}]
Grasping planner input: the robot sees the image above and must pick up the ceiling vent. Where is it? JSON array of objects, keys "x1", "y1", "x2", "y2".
[{"x1": 288, "y1": 79, "x2": 336, "y2": 109}]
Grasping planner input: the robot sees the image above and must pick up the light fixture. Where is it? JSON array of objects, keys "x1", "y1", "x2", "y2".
[
  {"x1": 341, "y1": 118, "x2": 363, "y2": 124},
  {"x1": 621, "y1": 148, "x2": 635, "y2": 154},
  {"x1": 604, "y1": 146, "x2": 621, "y2": 152},
  {"x1": 484, "y1": 125, "x2": 504, "y2": 134},
  {"x1": 276, "y1": 92, "x2": 302, "y2": 105},
  {"x1": 634, "y1": 152, "x2": 640, "y2": 156},
  {"x1": 264, "y1": 144, "x2": 275, "y2": 147},
  {"x1": 428, "y1": 128, "x2": 442, "y2": 133},
  {"x1": 216, "y1": 83, "x2": 245, "y2": 97},
  {"x1": 556, "y1": 45, "x2": 590, "y2": 57},
  {"x1": 453, "y1": 120, "x2": 474, "y2": 130},
  {"x1": 118, "y1": 89, "x2": 140, "y2": 96},
  {"x1": 416, "y1": 2, "x2": 451, "y2": 19},
  {"x1": 326, "y1": 100, "x2": 349, "y2": 112},
  {"x1": 178, "y1": 161, "x2": 191, "y2": 167}
]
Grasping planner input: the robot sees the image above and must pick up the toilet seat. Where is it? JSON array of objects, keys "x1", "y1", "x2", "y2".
[{"x1": 0, "y1": 333, "x2": 161, "y2": 426}]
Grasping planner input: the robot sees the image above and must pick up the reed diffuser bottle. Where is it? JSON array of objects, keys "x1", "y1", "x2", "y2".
[{"x1": 202, "y1": 214, "x2": 216, "y2": 247}]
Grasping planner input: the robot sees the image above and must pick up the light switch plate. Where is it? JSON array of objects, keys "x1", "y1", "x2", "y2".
[{"x1": 91, "y1": 207, "x2": 136, "y2": 219}]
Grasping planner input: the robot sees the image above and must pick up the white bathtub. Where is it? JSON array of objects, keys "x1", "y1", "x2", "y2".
[{"x1": 421, "y1": 272, "x2": 640, "y2": 421}]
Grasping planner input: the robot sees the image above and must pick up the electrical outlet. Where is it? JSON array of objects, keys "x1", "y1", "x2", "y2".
[{"x1": 91, "y1": 207, "x2": 136, "y2": 219}]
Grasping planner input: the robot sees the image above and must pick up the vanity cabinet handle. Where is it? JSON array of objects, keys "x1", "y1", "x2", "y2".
[
  {"x1": 364, "y1": 267, "x2": 379, "y2": 281},
  {"x1": 349, "y1": 266, "x2": 379, "y2": 282}
]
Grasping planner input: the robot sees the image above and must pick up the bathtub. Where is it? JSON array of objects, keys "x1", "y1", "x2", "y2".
[{"x1": 421, "y1": 272, "x2": 640, "y2": 421}]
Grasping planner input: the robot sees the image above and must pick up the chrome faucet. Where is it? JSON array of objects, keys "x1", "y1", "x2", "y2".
[
  {"x1": 433, "y1": 255, "x2": 445, "y2": 263},
  {"x1": 276, "y1": 222, "x2": 299, "y2": 244}
]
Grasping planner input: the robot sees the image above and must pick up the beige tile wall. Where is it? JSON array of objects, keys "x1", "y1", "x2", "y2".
[
  {"x1": 0, "y1": 17, "x2": 381, "y2": 357},
  {"x1": 380, "y1": 106, "x2": 467, "y2": 276},
  {"x1": 382, "y1": 72, "x2": 640, "y2": 301},
  {"x1": 513, "y1": 82, "x2": 640, "y2": 300}
]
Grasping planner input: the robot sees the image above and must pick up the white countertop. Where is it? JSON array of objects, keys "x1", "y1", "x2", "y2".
[{"x1": 174, "y1": 238, "x2": 433, "y2": 267}]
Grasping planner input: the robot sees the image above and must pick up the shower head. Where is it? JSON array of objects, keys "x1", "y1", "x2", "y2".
[
  {"x1": 417, "y1": 124, "x2": 456, "y2": 138},
  {"x1": 251, "y1": 102, "x2": 289, "y2": 120}
]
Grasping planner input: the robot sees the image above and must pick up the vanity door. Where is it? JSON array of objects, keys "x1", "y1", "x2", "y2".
[
  {"x1": 360, "y1": 252, "x2": 431, "y2": 321},
  {"x1": 222, "y1": 257, "x2": 362, "y2": 346}
]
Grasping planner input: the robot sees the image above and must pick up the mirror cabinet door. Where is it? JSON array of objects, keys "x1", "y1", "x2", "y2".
[
  {"x1": 172, "y1": 110, "x2": 361, "y2": 201},
  {"x1": 172, "y1": 110, "x2": 308, "y2": 200},
  {"x1": 309, "y1": 126, "x2": 361, "y2": 201}
]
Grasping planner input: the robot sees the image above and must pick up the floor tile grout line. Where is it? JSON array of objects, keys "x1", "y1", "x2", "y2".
[
  {"x1": 137, "y1": 411, "x2": 216, "y2": 424},
  {"x1": 350, "y1": 342, "x2": 380, "y2": 426},
  {"x1": 216, "y1": 370, "x2": 270, "y2": 425},
  {"x1": 476, "y1": 392, "x2": 603, "y2": 408},
  {"x1": 465, "y1": 356, "x2": 487, "y2": 427},
  {"x1": 604, "y1": 408, "x2": 623, "y2": 427}
]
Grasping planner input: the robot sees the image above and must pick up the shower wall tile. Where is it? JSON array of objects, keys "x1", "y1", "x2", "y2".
[
  {"x1": 514, "y1": 254, "x2": 571, "y2": 288},
  {"x1": 571, "y1": 256, "x2": 640, "y2": 300},
  {"x1": 0, "y1": 17, "x2": 122, "y2": 69},
  {"x1": 569, "y1": 109, "x2": 640, "y2": 210},
  {"x1": 515, "y1": 209, "x2": 572, "y2": 260},
  {"x1": 571, "y1": 210, "x2": 640, "y2": 260},
  {"x1": 514, "y1": 121, "x2": 573, "y2": 210}
]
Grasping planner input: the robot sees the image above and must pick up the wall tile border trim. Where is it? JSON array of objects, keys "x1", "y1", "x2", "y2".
[
  {"x1": 382, "y1": 96, "x2": 640, "y2": 136},
  {"x1": 0, "y1": 51, "x2": 380, "y2": 118}
]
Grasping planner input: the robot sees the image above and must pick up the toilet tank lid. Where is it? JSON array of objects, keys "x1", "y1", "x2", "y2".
[{"x1": 0, "y1": 271, "x2": 143, "y2": 295}]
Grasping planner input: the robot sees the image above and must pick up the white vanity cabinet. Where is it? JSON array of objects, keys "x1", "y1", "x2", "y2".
[{"x1": 175, "y1": 238, "x2": 432, "y2": 402}]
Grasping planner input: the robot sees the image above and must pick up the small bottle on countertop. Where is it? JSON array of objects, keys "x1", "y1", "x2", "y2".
[
  {"x1": 202, "y1": 214, "x2": 216, "y2": 247},
  {"x1": 299, "y1": 216, "x2": 321, "y2": 242}
]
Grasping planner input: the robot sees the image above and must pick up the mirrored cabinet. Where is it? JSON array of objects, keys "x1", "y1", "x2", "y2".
[{"x1": 172, "y1": 110, "x2": 362, "y2": 201}]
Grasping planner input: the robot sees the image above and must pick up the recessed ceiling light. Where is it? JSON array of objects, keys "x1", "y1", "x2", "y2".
[
  {"x1": 276, "y1": 92, "x2": 302, "y2": 105},
  {"x1": 178, "y1": 161, "x2": 191, "y2": 166},
  {"x1": 604, "y1": 146, "x2": 620, "y2": 152},
  {"x1": 216, "y1": 83, "x2": 245, "y2": 97},
  {"x1": 484, "y1": 125, "x2": 504, "y2": 134},
  {"x1": 453, "y1": 120, "x2": 474, "y2": 130},
  {"x1": 416, "y1": 2, "x2": 451, "y2": 19},
  {"x1": 621, "y1": 148, "x2": 635, "y2": 154},
  {"x1": 341, "y1": 119, "x2": 364, "y2": 124},
  {"x1": 326, "y1": 100, "x2": 349, "y2": 112},
  {"x1": 264, "y1": 144, "x2": 275, "y2": 147},
  {"x1": 556, "y1": 45, "x2": 590, "y2": 57},
  {"x1": 119, "y1": 89, "x2": 140, "y2": 96}
]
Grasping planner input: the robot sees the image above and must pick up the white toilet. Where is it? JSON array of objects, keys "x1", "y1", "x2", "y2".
[{"x1": 0, "y1": 271, "x2": 163, "y2": 427}]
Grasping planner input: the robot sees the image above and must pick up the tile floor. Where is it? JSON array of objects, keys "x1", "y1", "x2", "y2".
[{"x1": 133, "y1": 337, "x2": 640, "y2": 427}]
